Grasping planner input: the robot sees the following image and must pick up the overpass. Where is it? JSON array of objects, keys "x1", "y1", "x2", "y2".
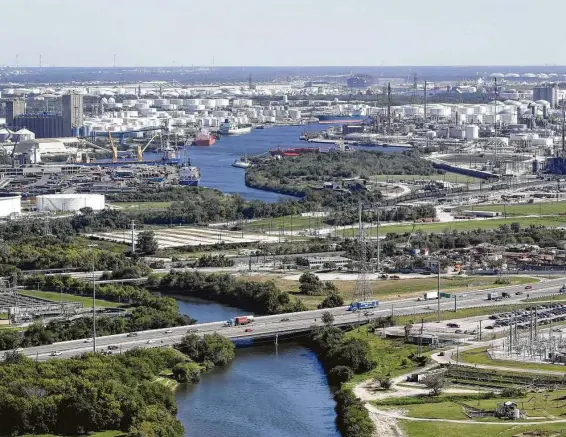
[{"x1": 12, "y1": 276, "x2": 566, "y2": 361}]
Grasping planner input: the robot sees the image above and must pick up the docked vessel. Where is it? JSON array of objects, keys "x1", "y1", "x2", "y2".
[
  {"x1": 179, "y1": 161, "x2": 201, "y2": 186},
  {"x1": 269, "y1": 146, "x2": 320, "y2": 157},
  {"x1": 219, "y1": 119, "x2": 252, "y2": 135},
  {"x1": 316, "y1": 110, "x2": 368, "y2": 124},
  {"x1": 178, "y1": 148, "x2": 200, "y2": 186},
  {"x1": 232, "y1": 157, "x2": 252, "y2": 168},
  {"x1": 193, "y1": 131, "x2": 216, "y2": 146}
]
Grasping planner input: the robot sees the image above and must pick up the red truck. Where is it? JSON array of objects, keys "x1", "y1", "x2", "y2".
[{"x1": 225, "y1": 316, "x2": 255, "y2": 327}]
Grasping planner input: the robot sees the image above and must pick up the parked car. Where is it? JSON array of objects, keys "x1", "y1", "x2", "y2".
[
  {"x1": 525, "y1": 285, "x2": 533, "y2": 290},
  {"x1": 108, "y1": 345, "x2": 119, "y2": 350},
  {"x1": 50, "y1": 351, "x2": 62, "y2": 356},
  {"x1": 245, "y1": 328, "x2": 253, "y2": 332},
  {"x1": 164, "y1": 329, "x2": 173, "y2": 334}
]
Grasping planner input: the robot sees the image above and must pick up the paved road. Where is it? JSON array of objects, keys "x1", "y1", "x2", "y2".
[{"x1": 12, "y1": 276, "x2": 566, "y2": 361}]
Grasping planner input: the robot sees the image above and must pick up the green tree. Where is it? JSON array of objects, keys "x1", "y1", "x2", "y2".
[
  {"x1": 321, "y1": 311, "x2": 335, "y2": 326},
  {"x1": 299, "y1": 271, "x2": 323, "y2": 295},
  {"x1": 172, "y1": 362, "x2": 201, "y2": 383},
  {"x1": 137, "y1": 231, "x2": 159, "y2": 255},
  {"x1": 328, "y1": 365, "x2": 353, "y2": 384},
  {"x1": 318, "y1": 291, "x2": 344, "y2": 309}
]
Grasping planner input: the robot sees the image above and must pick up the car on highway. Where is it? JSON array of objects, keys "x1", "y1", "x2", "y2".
[
  {"x1": 127, "y1": 332, "x2": 138, "y2": 337},
  {"x1": 447, "y1": 323, "x2": 460, "y2": 328},
  {"x1": 187, "y1": 328, "x2": 199, "y2": 333},
  {"x1": 364, "y1": 311, "x2": 375, "y2": 316},
  {"x1": 280, "y1": 317, "x2": 290, "y2": 322},
  {"x1": 525, "y1": 285, "x2": 533, "y2": 290},
  {"x1": 515, "y1": 291, "x2": 523, "y2": 295},
  {"x1": 245, "y1": 328, "x2": 254, "y2": 332},
  {"x1": 14, "y1": 348, "x2": 23, "y2": 353},
  {"x1": 108, "y1": 345, "x2": 119, "y2": 350},
  {"x1": 146, "y1": 340, "x2": 154, "y2": 344},
  {"x1": 164, "y1": 329, "x2": 173, "y2": 334},
  {"x1": 484, "y1": 325, "x2": 494, "y2": 329},
  {"x1": 84, "y1": 338, "x2": 93, "y2": 343},
  {"x1": 50, "y1": 351, "x2": 62, "y2": 356}
]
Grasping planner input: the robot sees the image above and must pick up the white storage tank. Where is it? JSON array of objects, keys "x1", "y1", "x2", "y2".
[
  {"x1": 0, "y1": 195, "x2": 21, "y2": 217},
  {"x1": 36, "y1": 194, "x2": 105, "y2": 212},
  {"x1": 465, "y1": 125, "x2": 479, "y2": 140}
]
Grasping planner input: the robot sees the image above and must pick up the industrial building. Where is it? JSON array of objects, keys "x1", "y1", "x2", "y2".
[
  {"x1": 6, "y1": 99, "x2": 26, "y2": 125},
  {"x1": 0, "y1": 195, "x2": 21, "y2": 218},
  {"x1": 533, "y1": 84, "x2": 559, "y2": 107},
  {"x1": 8, "y1": 92, "x2": 84, "y2": 138},
  {"x1": 36, "y1": 193, "x2": 105, "y2": 212}
]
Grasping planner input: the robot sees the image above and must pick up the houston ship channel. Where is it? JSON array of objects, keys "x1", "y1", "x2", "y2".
[{"x1": 7, "y1": 62, "x2": 566, "y2": 437}]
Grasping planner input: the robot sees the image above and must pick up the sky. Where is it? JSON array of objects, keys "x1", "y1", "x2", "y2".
[{"x1": 1, "y1": 0, "x2": 565, "y2": 67}]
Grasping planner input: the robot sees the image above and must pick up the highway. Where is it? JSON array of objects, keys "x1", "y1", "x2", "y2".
[{"x1": 12, "y1": 276, "x2": 566, "y2": 362}]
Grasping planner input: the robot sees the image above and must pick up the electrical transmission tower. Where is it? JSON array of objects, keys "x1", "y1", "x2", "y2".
[{"x1": 353, "y1": 203, "x2": 373, "y2": 303}]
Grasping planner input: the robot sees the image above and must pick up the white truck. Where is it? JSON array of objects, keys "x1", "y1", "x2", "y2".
[{"x1": 418, "y1": 292, "x2": 438, "y2": 301}]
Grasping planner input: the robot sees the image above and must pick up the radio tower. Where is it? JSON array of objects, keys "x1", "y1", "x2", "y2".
[{"x1": 353, "y1": 203, "x2": 373, "y2": 303}]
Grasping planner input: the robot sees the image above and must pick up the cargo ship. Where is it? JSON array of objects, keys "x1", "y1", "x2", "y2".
[
  {"x1": 316, "y1": 110, "x2": 369, "y2": 124},
  {"x1": 179, "y1": 160, "x2": 200, "y2": 186},
  {"x1": 219, "y1": 119, "x2": 252, "y2": 135},
  {"x1": 269, "y1": 146, "x2": 320, "y2": 157},
  {"x1": 193, "y1": 131, "x2": 216, "y2": 146}
]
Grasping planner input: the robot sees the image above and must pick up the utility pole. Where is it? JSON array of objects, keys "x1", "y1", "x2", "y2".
[
  {"x1": 130, "y1": 220, "x2": 136, "y2": 254},
  {"x1": 423, "y1": 81, "x2": 428, "y2": 125},
  {"x1": 376, "y1": 206, "x2": 380, "y2": 272},
  {"x1": 387, "y1": 83, "x2": 392, "y2": 131},
  {"x1": 88, "y1": 244, "x2": 98, "y2": 352},
  {"x1": 436, "y1": 261, "x2": 441, "y2": 323}
]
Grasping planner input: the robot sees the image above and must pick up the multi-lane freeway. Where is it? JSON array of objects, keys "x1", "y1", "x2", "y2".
[{"x1": 12, "y1": 276, "x2": 566, "y2": 361}]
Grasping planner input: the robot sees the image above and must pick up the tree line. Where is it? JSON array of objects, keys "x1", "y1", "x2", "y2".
[
  {"x1": 151, "y1": 270, "x2": 307, "y2": 315},
  {"x1": 0, "y1": 348, "x2": 186, "y2": 436}
]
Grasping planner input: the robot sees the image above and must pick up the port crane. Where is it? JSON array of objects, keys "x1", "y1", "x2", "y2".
[
  {"x1": 107, "y1": 130, "x2": 119, "y2": 163},
  {"x1": 137, "y1": 133, "x2": 159, "y2": 162}
]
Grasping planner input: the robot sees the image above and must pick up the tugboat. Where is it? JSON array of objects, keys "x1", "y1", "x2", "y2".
[{"x1": 231, "y1": 157, "x2": 251, "y2": 169}]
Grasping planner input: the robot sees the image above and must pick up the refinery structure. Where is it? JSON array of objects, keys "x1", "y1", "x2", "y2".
[{"x1": 1, "y1": 69, "x2": 566, "y2": 218}]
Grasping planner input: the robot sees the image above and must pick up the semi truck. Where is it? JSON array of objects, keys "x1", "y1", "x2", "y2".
[
  {"x1": 225, "y1": 315, "x2": 255, "y2": 327},
  {"x1": 425, "y1": 292, "x2": 439, "y2": 300},
  {"x1": 348, "y1": 300, "x2": 380, "y2": 311},
  {"x1": 487, "y1": 292, "x2": 502, "y2": 301}
]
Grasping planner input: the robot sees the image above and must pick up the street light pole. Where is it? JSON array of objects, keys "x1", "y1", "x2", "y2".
[{"x1": 89, "y1": 244, "x2": 98, "y2": 352}]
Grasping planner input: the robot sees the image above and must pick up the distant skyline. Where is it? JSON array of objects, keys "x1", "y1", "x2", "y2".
[{"x1": 3, "y1": 0, "x2": 566, "y2": 67}]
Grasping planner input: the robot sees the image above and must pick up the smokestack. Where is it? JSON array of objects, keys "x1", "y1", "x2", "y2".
[{"x1": 543, "y1": 105, "x2": 548, "y2": 119}]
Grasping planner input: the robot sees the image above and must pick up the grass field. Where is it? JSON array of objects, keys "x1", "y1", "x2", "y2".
[
  {"x1": 343, "y1": 327, "x2": 418, "y2": 386},
  {"x1": 245, "y1": 214, "x2": 322, "y2": 232},
  {"x1": 246, "y1": 275, "x2": 537, "y2": 310},
  {"x1": 371, "y1": 173, "x2": 482, "y2": 184},
  {"x1": 21, "y1": 432, "x2": 123, "y2": 437},
  {"x1": 109, "y1": 201, "x2": 172, "y2": 210},
  {"x1": 461, "y1": 201, "x2": 566, "y2": 217},
  {"x1": 401, "y1": 420, "x2": 566, "y2": 437},
  {"x1": 342, "y1": 216, "x2": 566, "y2": 238},
  {"x1": 459, "y1": 346, "x2": 566, "y2": 373},
  {"x1": 20, "y1": 290, "x2": 120, "y2": 309},
  {"x1": 394, "y1": 298, "x2": 549, "y2": 326}
]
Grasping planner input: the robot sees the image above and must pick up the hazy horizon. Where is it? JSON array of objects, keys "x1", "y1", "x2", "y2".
[{"x1": 3, "y1": 0, "x2": 566, "y2": 67}]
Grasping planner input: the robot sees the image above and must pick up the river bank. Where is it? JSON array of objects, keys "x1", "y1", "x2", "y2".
[{"x1": 173, "y1": 297, "x2": 341, "y2": 437}]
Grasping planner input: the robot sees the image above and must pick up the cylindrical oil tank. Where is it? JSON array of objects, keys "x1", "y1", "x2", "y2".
[
  {"x1": 0, "y1": 195, "x2": 21, "y2": 217},
  {"x1": 465, "y1": 125, "x2": 479, "y2": 139},
  {"x1": 36, "y1": 194, "x2": 105, "y2": 212}
]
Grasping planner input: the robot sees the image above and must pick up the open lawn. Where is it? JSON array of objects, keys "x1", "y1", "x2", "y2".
[
  {"x1": 246, "y1": 275, "x2": 537, "y2": 310},
  {"x1": 245, "y1": 215, "x2": 321, "y2": 232},
  {"x1": 342, "y1": 216, "x2": 566, "y2": 238},
  {"x1": 21, "y1": 432, "x2": 123, "y2": 437},
  {"x1": 343, "y1": 327, "x2": 419, "y2": 386},
  {"x1": 401, "y1": 420, "x2": 566, "y2": 437},
  {"x1": 109, "y1": 201, "x2": 172, "y2": 210},
  {"x1": 371, "y1": 173, "x2": 482, "y2": 184},
  {"x1": 462, "y1": 201, "x2": 566, "y2": 217},
  {"x1": 459, "y1": 346, "x2": 566, "y2": 373},
  {"x1": 20, "y1": 290, "x2": 120, "y2": 309}
]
